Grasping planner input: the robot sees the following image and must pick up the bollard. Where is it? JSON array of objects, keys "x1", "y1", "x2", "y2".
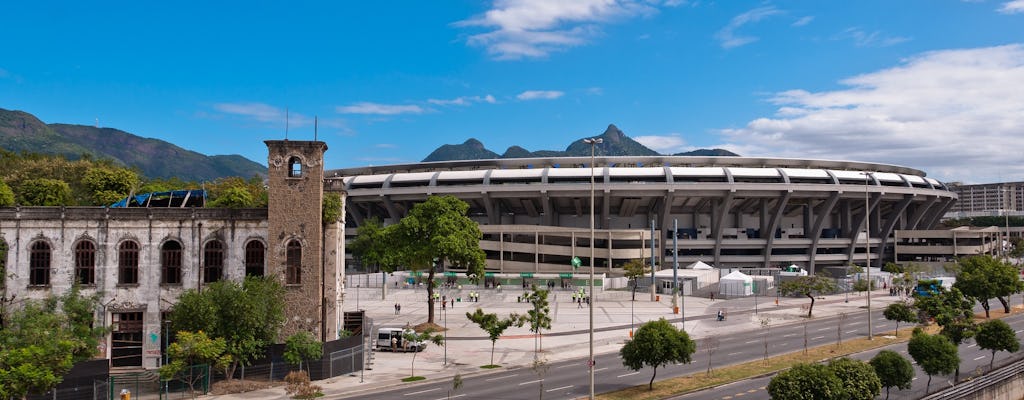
[
  {"x1": 119, "y1": 389, "x2": 131, "y2": 400},
  {"x1": 673, "y1": 306, "x2": 679, "y2": 314}
]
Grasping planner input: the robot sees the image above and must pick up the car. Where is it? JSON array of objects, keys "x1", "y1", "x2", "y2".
[{"x1": 375, "y1": 327, "x2": 425, "y2": 352}]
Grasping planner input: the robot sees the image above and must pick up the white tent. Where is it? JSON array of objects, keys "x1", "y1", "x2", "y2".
[
  {"x1": 719, "y1": 270, "x2": 753, "y2": 296},
  {"x1": 687, "y1": 261, "x2": 714, "y2": 270}
]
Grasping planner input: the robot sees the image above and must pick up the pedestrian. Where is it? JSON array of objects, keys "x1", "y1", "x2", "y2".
[
  {"x1": 394, "y1": 303, "x2": 399, "y2": 315},
  {"x1": 442, "y1": 301, "x2": 446, "y2": 311},
  {"x1": 397, "y1": 303, "x2": 401, "y2": 314},
  {"x1": 451, "y1": 298, "x2": 454, "y2": 308},
  {"x1": 391, "y1": 337, "x2": 397, "y2": 351},
  {"x1": 717, "y1": 309, "x2": 724, "y2": 321},
  {"x1": 577, "y1": 297, "x2": 583, "y2": 309}
]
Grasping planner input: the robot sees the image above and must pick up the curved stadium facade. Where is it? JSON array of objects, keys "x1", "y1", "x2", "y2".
[{"x1": 331, "y1": 156, "x2": 957, "y2": 276}]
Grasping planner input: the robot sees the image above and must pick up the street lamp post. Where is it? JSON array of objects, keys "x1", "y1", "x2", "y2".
[
  {"x1": 584, "y1": 137, "x2": 602, "y2": 400},
  {"x1": 863, "y1": 171, "x2": 873, "y2": 340}
]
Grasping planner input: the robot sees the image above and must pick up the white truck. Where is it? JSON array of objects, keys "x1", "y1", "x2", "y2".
[{"x1": 375, "y1": 327, "x2": 425, "y2": 352}]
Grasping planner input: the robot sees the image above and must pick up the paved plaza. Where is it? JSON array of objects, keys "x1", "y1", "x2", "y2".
[{"x1": 213, "y1": 282, "x2": 903, "y2": 399}]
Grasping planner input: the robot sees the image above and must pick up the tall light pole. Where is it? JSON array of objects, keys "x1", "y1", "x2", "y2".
[
  {"x1": 1004, "y1": 187, "x2": 1011, "y2": 259},
  {"x1": 584, "y1": 137, "x2": 602, "y2": 400},
  {"x1": 863, "y1": 171, "x2": 873, "y2": 340}
]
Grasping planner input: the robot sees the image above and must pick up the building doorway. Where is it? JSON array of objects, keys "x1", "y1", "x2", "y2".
[{"x1": 111, "y1": 312, "x2": 143, "y2": 367}]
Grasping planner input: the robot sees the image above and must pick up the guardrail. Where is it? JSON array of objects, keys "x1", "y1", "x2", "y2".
[{"x1": 921, "y1": 357, "x2": 1024, "y2": 400}]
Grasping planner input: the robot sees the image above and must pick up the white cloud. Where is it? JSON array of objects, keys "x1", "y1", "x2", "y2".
[
  {"x1": 834, "y1": 28, "x2": 910, "y2": 47},
  {"x1": 719, "y1": 44, "x2": 1024, "y2": 184},
  {"x1": 586, "y1": 87, "x2": 604, "y2": 95},
  {"x1": 375, "y1": 143, "x2": 397, "y2": 149},
  {"x1": 457, "y1": 0, "x2": 677, "y2": 60},
  {"x1": 336, "y1": 102, "x2": 425, "y2": 115},
  {"x1": 792, "y1": 16, "x2": 814, "y2": 27},
  {"x1": 517, "y1": 90, "x2": 564, "y2": 100},
  {"x1": 634, "y1": 134, "x2": 688, "y2": 154},
  {"x1": 1000, "y1": 0, "x2": 1024, "y2": 13},
  {"x1": 715, "y1": 6, "x2": 783, "y2": 49},
  {"x1": 428, "y1": 94, "x2": 498, "y2": 106},
  {"x1": 213, "y1": 102, "x2": 317, "y2": 127}
]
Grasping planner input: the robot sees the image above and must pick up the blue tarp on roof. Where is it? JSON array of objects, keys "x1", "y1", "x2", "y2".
[{"x1": 109, "y1": 189, "x2": 207, "y2": 208}]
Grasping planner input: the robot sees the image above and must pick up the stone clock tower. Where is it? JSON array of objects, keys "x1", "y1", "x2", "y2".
[{"x1": 265, "y1": 140, "x2": 341, "y2": 341}]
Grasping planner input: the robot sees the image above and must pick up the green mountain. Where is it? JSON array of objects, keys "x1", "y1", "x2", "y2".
[
  {"x1": 0, "y1": 108, "x2": 266, "y2": 181},
  {"x1": 422, "y1": 124, "x2": 739, "y2": 162}
]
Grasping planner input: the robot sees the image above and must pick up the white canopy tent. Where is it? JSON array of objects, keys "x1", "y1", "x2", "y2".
[
  {"x1": 719, "y1": 270, "x2": 753, "y2": 296},
  {"x1": 687, "y1": 261, "x2": 714, "y2": 270}
]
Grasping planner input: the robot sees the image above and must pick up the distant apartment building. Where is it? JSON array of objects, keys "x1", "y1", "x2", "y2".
[{"x1": 946, "y1": 181, "x2": 1024, "y2": 218}]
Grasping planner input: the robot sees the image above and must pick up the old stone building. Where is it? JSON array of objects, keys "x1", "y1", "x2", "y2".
[{"x1": 0, "y1": 140, "x2": 344, "y2": 370}]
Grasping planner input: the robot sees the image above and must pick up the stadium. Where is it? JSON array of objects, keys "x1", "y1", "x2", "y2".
[{"x1": 332, "y1": 155, "x2": 958, "y2": 280}]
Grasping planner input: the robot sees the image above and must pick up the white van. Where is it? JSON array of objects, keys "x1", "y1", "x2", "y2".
[{"x1": 376, "y1": 327, "x2": 425, "y2": 352}]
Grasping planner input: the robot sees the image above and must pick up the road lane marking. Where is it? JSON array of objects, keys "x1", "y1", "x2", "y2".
[
  {"x1": 405, "y1": 388, "x2": 440, "y2": 396},
  {"x1": 745, "y1": 340, "x2": 759, "y2": 344},
  {"x1": 811, "y1": 336, "x2": 825, "y2": 340},
  {"x1": 913, "y1": 377, "x2": 918, "y2": 380},
  {"x1": 595, "y1": 368, "x2": 608, "y2": 372},
  {"x1": 846, "y1": 330, "x2": 858, "y2": 334},
  {"x1": 486, "y1": 374, "x2": 519, "y2": 381},
  {"x1": 546, "y1": 385, "x2": 573, "y2": 392},
  {"x1": 728, "y1": 352, "x2": 743, "y2": 356},
  {"x1": 816, "y1": 327, "x2": 830, "y2": 332},
  {"x1": 555, "y1": 364, "x2": 575, "y2": 369},
  {"x1": 974, "y1": 356, "x2": 986, "y2": 361},
  {"x1": 518, "y1": 379, "x2": 541, "y2": 386},
  {"x1": 432, "y1": 395, "x2": 465, "y2": 400},
  {"x1": 783, "y1": 333, "x2": 797, "y2": 337},
  {"x1": 747, "y1": 389, "x2": 757, "y2": 393},
  {"x1": 618, "y1": 371, "x2": 641, "y2": 378}
]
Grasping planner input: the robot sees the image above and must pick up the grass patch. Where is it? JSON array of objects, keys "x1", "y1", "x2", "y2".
[
  {"x1": 401, "y1": 376, "x2": 426, "y2": 382},
  {"x1": 480, "y1": 364, "x2": 501, "y2": 369}
]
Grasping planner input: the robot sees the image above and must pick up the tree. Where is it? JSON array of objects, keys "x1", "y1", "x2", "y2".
[
  {"x1": 870, "y1": 350, "x2": 914, "y2": 400},
  {"x1": 620, "y1": 318, "x2": 696, "y2": 390},
  {"x1": 159, "y1": 331, "x2": 231, "y2": 399},
  {"x1": 466, "y1": 308, "x2": 523, "y2": 367},
  {"x1": 975, "y1": 319, "x2": 1020, "y2": 370},
  {"x1": 621, "y1": 259, "x2": 649, "y2": 301},
  {"x1": 170, "y1": 276, "x2": 285, "y2": 379},
  {"x1": 0, "y1": 288, "x2": 106, "y2": 399},
  {"x1": 348, "y1": 217, "x2": 398, "y2": 299},
  {"x1": 767, "y1": 363, "x2": 843, "y2": 400},
  {"x1": 702, "y1": 337, "x2": 719, "y2": 376},
  {"x1": 82, "y1": 166, "x2": 139, "y2": 205},
  {"x1": 284, "y1": 332, "x2": 323, "y2": 373},
  {"x1": 883, "y1": 302, "x2": 918, "y2": 337},
  {"x1": 828, "y1": 357, "x2": 881, "y2": 400},
  {"x1": 778, "y1": 276, "x2": 837, "y2": 318},
  {"x1": 388, "y1": 195, "x2": 487, "y2": 324},
  {"x1": 205, "y1": 176, "x2": 267, "y2": 208},
  {"x1": 17, "y1": 178, "x2": 72, "y2": 206},
  {"x1": 913, "y1": 285, "x2": 975, "y2": 380},
  {"x1": 907, "y1": 331, "x2": 959, "y2": 392},
  {"x1": 322, "y1": 192, "x2": 343, "y2": 223},
  {"x1": 208, "y1": 186, "x2": 255, "y2": 208},
  {"x1": 522, "y1": 285, "x2": 552, "y2": 357},
  {"x1": 0, "y1": 180, "x2": 14, "y2": 206},
  {"x1": 954, "y1": 254, "x2": 1024, "y2": 316},
  {"x1": 403, "y1": 329, "x2": 445, "y2": 379}
]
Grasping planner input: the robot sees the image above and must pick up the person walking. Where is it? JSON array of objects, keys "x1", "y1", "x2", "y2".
[
  {"x1": 394, "y1": 303, "x2": 399, "y2": 315},
  {"x1": 397, "y1": 303, "x2": 402, "y2": 314}
]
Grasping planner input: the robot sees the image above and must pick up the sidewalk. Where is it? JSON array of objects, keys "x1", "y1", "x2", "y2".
[{"x1": 210, "y1": 287, "x2": 902, "y2": 399}]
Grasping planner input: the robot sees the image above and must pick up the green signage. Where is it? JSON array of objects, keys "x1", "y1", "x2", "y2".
[
  {"x1": 571, "y1": 256, "x2": 582, "y2": 268},
  {"x1": 520, "y1": 272, "x2": 534, "y2": 278},
  {"x1": 559, "y1": 273, "x2": 574, "y2": 278}
]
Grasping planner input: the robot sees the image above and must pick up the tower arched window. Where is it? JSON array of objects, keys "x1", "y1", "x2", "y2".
[
  {"x1": 286, "y1": 240, "x2": 301, "y2": 284},
  {"x1": 119, "y1": 241, "x2": 140, "y2": 285},
  {"x1": 203, "y1": 240, "x2": 224, "y2": 283},
  {"x1": 161, "y1": 240, "x2": 183, "y2": 285},
  {"x1": 245, "y1": 240, "x2": 265, "y2": 277},
  {"x1": 29, "y1": 241, "x2": 51, "y2": 286},
  {"x1": 288, "y1": 156, "x2": 303, "y2": 178},
  {"x1": 74, "y1": 240, "x2": 96, "y2": 285}
]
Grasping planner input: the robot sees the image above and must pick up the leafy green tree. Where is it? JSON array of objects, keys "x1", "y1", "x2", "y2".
[
  {"x1": 205, "y1": 176, "x2": 266, "y2": 207},
  {"x1": 767, "y1": 363, "x2": 844, "y2": 400},
  {"x1": 0, "y1": 180, "x2": 14, "y2": 206},
  {"x1": 522, "y1": 285, "x2": 552, "y2": 356},
  {"x1": 283, "y1": 332, "x2": 323, "y2": 373},
  {"x1": 17, "y1": 178, "x2": 72, "y2": 206},
  {"x1": 466, "y1": 308, "x2": 523, "y2": 367},
  {"x1": 828, "y1": 357, "x2": 881, "y2": 400},
  {"x1": 621, "y1": 259, "x2": 649, "y2": 301},
  {"x1": 208, "y1": 186, "x2": 255, "y2": 208},
  {"x1": 883, "y1": 302, "x2": 918, "y2": 337},
  {"x1": 159, "y1": 331, "x2": 231, "y2": 399},
  {"x1": 954, "y1": 254, "x2": 1024, "y2": 316},
  {"x1": 881, "y1": 262, "x2": 903, "y2": 274},
  {"x1": 82, "y1": 166, "x2": 139, "y2": 206},
  {"x1": 388, "y1": 195, "x2": 487, "y2": 324},
  {"x1": 348, "y1": 218, "x2": 399, "y2": 299},
  {"x1": 778, "y1": 276, "x2": 837, "y2": 318},
  {"x1": 913, "y1": 285, "x2": 975, "y2": 379},
  {"x1": 975, "y1": 319, "x2": 1021, "y2": 370},
  {"x1": 170, "y1": 276, "x2": 285, "y2": 379},
  {"x1": 0, "y1": 286, "x2": 106, "y2": 399},
  {"x1": 322, "y1": 192, "x2": 343, "y2": 223},
  {"x1": 402, "y1": 329, "x2": 445, "y2": 379},
  {"x1": 620, "y1": 318, "x2": 696, "y2": 390},
  {"x1": 907, "y1": 331, "x2": 959, "y2": 392},
  {"x1": 870, "y1": 350, "x2": 914, "y2": 400}
]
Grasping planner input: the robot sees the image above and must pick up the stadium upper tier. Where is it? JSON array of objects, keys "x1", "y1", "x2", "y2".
[{"x1": 329, "y1": 156, "x2": 957, "y2": 275}]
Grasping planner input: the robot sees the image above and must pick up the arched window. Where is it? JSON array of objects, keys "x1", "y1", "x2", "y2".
[
  {"x1": 161, "y1": 241, "x2": 183, "y2": 285},
  {"x1": 286, "y1": 240, "x2": 301, "y2": 284},
  {"x1": 245, "y1": 241, "x2": 265, "y2": 277},
  {"x1": 203, "y1": 240, "x2": 224, "y2": 283},
  {"x1": 119, "y1": 241, "x2": 139, "y2": 285},
  {"x1": 74, "y1": 240, "x2": 96, "y2": 285},
  {"x1": 30, "y1": 241, "x2": 51, "y2": 286},
  {"x1": 288, "y1": 156, "x2": 303, "y2": 178}
]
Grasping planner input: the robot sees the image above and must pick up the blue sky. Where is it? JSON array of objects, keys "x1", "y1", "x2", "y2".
[{"x1": 2, "y1": 1, "x2": 1024, "y2": 184}]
